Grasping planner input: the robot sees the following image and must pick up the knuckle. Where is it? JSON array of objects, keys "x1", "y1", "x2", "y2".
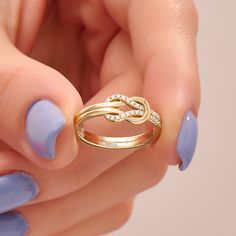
[
  {"x1": 0, "y1": 66, "x2": 25, "y2": 123},
  {"x1": 110, "y1": 202, "x2": 133, "y2": 230},
  {"x1": 70, "y1": 157, "x2": 96, "y2": 189},
  {"x1": 139, "y1": 149, "x2": 168, "y2": 190},
  {"x1": 0, "y1": 66, "x2": 23, "y2": 95}
]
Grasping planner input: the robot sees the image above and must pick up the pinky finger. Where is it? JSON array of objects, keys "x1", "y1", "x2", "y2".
[{"x1": 55, "y1": 200, "x2": 133, "y2": 236}]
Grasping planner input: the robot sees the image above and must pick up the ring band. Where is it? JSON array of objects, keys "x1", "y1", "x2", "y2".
[{"x1": 74, "y1": 94, "x2": 162, "y2": 149}]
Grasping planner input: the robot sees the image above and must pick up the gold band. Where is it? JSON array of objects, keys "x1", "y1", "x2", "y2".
[{"x1": 74, "y1": 94, "x2": 162, "y2": 149}]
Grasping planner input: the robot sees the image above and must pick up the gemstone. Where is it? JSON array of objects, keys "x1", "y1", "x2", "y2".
[{"x1": 121, "y1": 113, "x2": 126, "y2": 119}]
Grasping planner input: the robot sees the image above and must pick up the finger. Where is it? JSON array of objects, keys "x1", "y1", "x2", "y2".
[
  {"x1": 103, "y1": 0, "x2": 200, "y2": 170},
  {"x1": 56, "y1": 201, "x2": 133, "y2": 236},
  {"x1": 16, "y1": 148, "x2": 167, "y2": 236},
  {"x1": 0, "y1": 201, "x2": 132, "y2": 236},
  {"x1": 0, "y1": 32, "x2": 143, "y2": 208},
  {"x1": 0, "y1": 29, "x2": 82, "y2": 169}
]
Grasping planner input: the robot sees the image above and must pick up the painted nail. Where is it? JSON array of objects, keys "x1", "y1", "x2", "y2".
[
  {"x1": 0, "y1": 212, "x2": 28, "y2": 236},
  {"x1": 26, "y1": 99, "x2": 66, "y2": 159},
  {"x1": 177, "y1": 110, "x2": 198, "y2": 171},
  {"x1": 0, "y1": 172, "x2": 39, "y2": 214}
]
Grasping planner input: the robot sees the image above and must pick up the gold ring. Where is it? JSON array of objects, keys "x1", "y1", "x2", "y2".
[{"x1": 74, "y1": 94, "x2": 162, "y2": 149}]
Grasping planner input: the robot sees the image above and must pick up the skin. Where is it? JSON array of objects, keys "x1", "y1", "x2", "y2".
[{"x1": 0, "y1": 0, "x2": 200, "y2": 235}]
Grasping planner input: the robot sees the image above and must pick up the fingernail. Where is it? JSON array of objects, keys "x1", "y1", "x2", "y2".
[
  {"x1": 176, "y1": 110, "x2": 198, "y2": 171},
  {"x1": 0, "y1": 212, "x2": 28, "y2": 236},
  {"x1": 0, "y1": 172, "x2": 39, "y2": 214},
  {"x1": 26, "y1": 99, "x2": 66, "y2": 159}
]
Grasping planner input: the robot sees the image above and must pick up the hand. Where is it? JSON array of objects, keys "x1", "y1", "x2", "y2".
[{"x1": 0, "y1": 0, "x2": 200, "y2": 235}]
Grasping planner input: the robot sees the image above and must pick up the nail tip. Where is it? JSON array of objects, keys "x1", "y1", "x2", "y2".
[
  {"x1": 0, "y1": 212, "x2": 28, "y2": 236},
  {"x1": 178, "y1": 162, "x2": 188, "y2": 171},
  {"x1": 14, "y1": 212, "x2": 29, "y2": 235},
  {"x1": 0, "y1": 172, "x2": 39, "y2": 214},
  {"x1": 22, "y1": 172, "x2": 40, "y2": 198},
  {"x1": 177, "y1": 110, "x2": 198, "y2": 171},
  {"x1": 46, "y1": 120, "x2": 66, "y2": 159}
]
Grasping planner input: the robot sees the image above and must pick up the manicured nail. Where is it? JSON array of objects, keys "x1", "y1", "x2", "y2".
[
  {"x1": 177, "y1": 110, "x2": 198, "y2": 171},
  {"x1": 26, "y1": 99, "x2": 66, "y2": 159},
  {"x1": 0, "y1": 172, "x2": 39, "y2": 214},
  {"x1": 0, "y1": 212, "x2": 28, "y2": 236}
]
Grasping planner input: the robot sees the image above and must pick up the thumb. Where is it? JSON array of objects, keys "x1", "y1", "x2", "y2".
[{"x1": 0, "y1": 30, "x2": 82, "y2": 169}]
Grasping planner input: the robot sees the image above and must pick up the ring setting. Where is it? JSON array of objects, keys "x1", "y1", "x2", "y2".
[{"x1": 74, "y1": 94, "x2": 161, "y2": 149}]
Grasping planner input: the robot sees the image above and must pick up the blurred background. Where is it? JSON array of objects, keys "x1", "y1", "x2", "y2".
[{"x1": 109, "y1": 0, "x2": 236, "y2": 235}]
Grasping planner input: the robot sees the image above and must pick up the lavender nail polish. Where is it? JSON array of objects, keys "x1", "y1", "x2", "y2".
[
  {"x1": 0, "y1": 212, "x2": 28, "y2": 236},
  {"x1": 26, "y1": 99, "x2": 66, "y2": 159},
  {"x1": 0, "y1": 172, "x2": 39, "y2": 214},
  {"x1": 177, "y1": 110, "x2": 198, "y2": 171}
]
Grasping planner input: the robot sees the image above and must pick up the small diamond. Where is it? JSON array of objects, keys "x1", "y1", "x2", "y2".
[
  {"x1": 110, "y1": 115, "x2": 115, "y2": 121},
  {"x1": 130, "y1": 101, "x2": 135, "y2": 106},
  {"x1": 115, "y1": 115, "x2": 120, "y2": 121},
  {"x1": 121, "y1": 113, "x2": 126, "y2": 119},
  {"x1": 126, "y1": 111, "x2": 131, "y2": 116},
  {"x1": 117, "y1": 115, "x2": 122, "y2": 122},
  {"x1": 121, "y1": 95, "x2": 126, "y2": 100},
  {"x1": 130, "y1": 110, "x2": 135, "y2": 115}
]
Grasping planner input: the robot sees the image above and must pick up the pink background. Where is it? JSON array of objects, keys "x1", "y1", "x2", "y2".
[{"x1": 109, "y1": 0, "x2": 236, "y2": 235}]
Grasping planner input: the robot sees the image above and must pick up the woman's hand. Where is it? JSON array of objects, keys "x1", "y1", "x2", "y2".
[{"x1": 0, "y1": 0, "x2": 200, "y2": 235}]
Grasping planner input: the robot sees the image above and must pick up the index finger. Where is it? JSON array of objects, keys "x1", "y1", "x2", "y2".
[{"x1": 103, "y1": 0, "x2": 200, "y2": 170}]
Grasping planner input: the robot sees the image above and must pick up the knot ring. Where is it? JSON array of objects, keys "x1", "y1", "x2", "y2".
[{"x1": 74, "y1": 94, "x2": 162, "y2": 149}]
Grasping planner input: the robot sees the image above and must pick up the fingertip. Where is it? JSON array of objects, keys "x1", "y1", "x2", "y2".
[
  {"x1": 20, "y1": 67, "x2": 83, "y2": 169},
  {"x1": 26, "y1": 100, "x2": 66, "y2": 160},
  {"x1": 153, "y1": 108, "x2": 199, "y2": 171},
  {"x1": 0, "y1": 35, "x2": 83, "y2": 170},
  {"x1": 24, "y1": 98, "x2": 80, "y2": 170}
]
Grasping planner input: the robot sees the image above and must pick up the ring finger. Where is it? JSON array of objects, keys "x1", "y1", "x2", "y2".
[{"x1": 12, "y1": 147, "x2": 166, "y2": 236}]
